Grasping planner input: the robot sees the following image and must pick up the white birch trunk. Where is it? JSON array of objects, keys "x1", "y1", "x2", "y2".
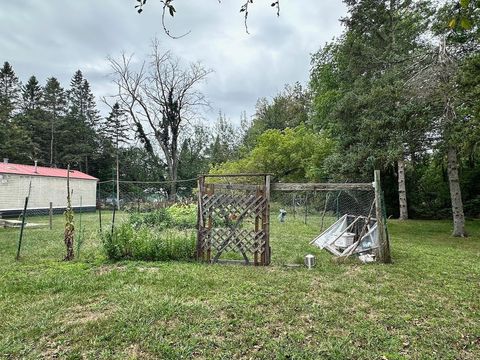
[
  {"x1": 398, "y1": 159, "x2": 408, "y2": 220},
  {"x1": 447, "y1": 147, "x2": 466, "y2": 237}
]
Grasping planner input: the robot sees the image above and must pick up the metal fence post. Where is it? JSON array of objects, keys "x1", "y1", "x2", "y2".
[{"x1": 49, "y1": 202, "x2": 53, "y2": 230}]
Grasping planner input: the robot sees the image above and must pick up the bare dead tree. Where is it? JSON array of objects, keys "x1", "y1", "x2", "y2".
[{"x1": 108, "y1": 40, "x2": 211, "y2": 200}]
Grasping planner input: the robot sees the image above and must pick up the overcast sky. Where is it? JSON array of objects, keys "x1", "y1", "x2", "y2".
[{"x1": 0, "y1": 0, "x2": 346, "y2": 124}]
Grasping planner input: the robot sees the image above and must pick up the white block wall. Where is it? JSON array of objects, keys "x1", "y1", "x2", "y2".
[{"x1": 0, "y1": 174, "x2": 97, "y2": 211}]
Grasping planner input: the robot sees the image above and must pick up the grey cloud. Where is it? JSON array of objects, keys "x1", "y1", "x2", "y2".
[{"x1": 1, "y1": 0, "x2": 346, "y2": 122}]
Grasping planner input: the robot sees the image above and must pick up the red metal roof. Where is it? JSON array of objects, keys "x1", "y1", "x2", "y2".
[{"x1": 0, "y1": 163, "x2": 98, "y2": 181}]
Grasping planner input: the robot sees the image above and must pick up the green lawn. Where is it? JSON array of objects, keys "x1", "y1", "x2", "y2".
[{"x1": 0, "y1": 212, "x2": 479, "y2": 359}]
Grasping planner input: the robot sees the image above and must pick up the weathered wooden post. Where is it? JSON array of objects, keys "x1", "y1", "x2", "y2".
[
  {"x1": 304, "y1": 193, "x2": 308, "y2": 224},
  {"x1": 264, "y1": 175, "x2": 271, "y2": 265},
  {"x1": 196, "y1": 176, "x2": 205, "y2": 261},
  {"x1": 49, "y1": 202, "x2": 53, "y2": 230},
  {"x1": 292, "y1": 194, "x2": 296, "y2": 219},
  {"x1": 374, "y1": 170, "x2": 391, "y2": 263}
]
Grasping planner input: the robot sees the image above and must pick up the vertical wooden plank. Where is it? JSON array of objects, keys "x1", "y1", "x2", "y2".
[
  {"x1": 292, "y1": 194, "x2": 296, "y2": 219},
  {"x1": 254, "y1": 186, "x2": 261, "y2": 266},
  {"x1": 196, "y1": 176, "x2": 204, "y2": 261},
  {"x1": 264, "y1": 175, "x2": 271, "y2": 265},
  {"x1": 206, "y1": 183, "x2": 214, "y2": 263},
  {"x1": 304, "y1": 193, "x2": 308, "y2": 224},
  {"x1": 374, "y1": 170, "x2": 391, "y2": 263}
]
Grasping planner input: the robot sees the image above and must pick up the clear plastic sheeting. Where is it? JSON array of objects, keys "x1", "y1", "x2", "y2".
[{"x1": 311, "y1": 214, "x2": 379, "y2": 259}]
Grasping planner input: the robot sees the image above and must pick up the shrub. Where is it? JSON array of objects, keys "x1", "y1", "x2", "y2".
[
  {"x1": 166, "y1": 203, "x2": 197, "y2": 228},
  {"x1": 102, "y1": 223, "x2": 196, "y2": 261},
  {"x1": 129, "y1": 208, "x2": 171, "y2": 229},
  {"x1": 127, "y1": 204, "x2": 197, "y2": 230}
]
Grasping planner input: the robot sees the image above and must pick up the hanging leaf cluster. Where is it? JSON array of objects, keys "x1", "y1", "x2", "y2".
[
  {"x1": 448, "y1": 0, "x2": 475, "y2": 30},
  {"x1": 135, "y1": 0, "x2": 281, "y2": 35}
]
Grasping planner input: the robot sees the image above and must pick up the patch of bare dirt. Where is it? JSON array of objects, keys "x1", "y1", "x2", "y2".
[
  {"x1": 39, "y1": 337, "x2": 72, "y2": 359},
  {"x1": 137, "y1": 266, "x2": 160, "y2": 273},
  {"x1": 62, "y1": 300, "x2": 116, "y2": 326},
  {"x1": 94, "y1": 264, "x2": 127, "y2": 275},
  {"x1": 124, "y1": 344, "x2": 154, "y2": 359}
]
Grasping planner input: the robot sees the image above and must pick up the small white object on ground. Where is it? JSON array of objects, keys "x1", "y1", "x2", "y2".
[
  {"x1": 358, "y1": 254, "x2": 376, "y2": 263},
  {"x1": 304, "y1": 254, "x2": 316, "y2": 269}
]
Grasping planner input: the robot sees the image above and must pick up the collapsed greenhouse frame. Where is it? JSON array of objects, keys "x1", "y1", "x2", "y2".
[{"x1": 196, "y1": 170, "x2": 391, "y2": 265}]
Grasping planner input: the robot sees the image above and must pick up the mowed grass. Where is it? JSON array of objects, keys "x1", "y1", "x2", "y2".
[{"x1": 0, "y1": 211, "x2": 479, "y2": 359}]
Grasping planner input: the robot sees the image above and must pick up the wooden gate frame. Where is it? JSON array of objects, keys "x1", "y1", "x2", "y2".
[{"x1": 197, "y1": 174, "x2": 271, "y2": 266}]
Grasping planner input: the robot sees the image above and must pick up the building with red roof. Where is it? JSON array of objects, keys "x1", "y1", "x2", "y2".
[{"x1": 0, "y1": 160, "x2": 98, "y2": 217}]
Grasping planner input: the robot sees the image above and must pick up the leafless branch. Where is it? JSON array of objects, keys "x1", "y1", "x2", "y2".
[{"x1": 107, "y1": 39, "x2": 211, "y2": 198}]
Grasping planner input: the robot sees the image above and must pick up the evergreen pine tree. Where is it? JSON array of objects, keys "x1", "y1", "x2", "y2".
[
  {"x1": 0, "y1": 61, "x2": 21, "y2": 122},
  {"x1": 59, "y1": 70, "x2": 100, "y2": 173},
  {"x1": 21, "y1": 75, "x2": 43, "y2": 112},
  {"x1": 43, "y1": 77, "x2": 67, "y2": 166},
  {"x1": 102, "y1": 102, "x2": 130, "y2": 149},
  {"x1": 0, "y1": 62, "x2": 30, "y2": 163}
]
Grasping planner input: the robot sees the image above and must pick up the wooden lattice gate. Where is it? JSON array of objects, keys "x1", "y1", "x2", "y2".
[{"x1": 197, "y1": 174, "x2": 271, "y2": 265}]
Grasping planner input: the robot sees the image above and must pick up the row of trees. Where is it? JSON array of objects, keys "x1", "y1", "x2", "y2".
[
  {"x1": 209, "y1": 0, "x2": 479, "y2": 236},
  {"x1": 309, "y1": 0, "x2": 479, "y2": 236},
  {"x1": 0, "y1": 60, "x2": 244, "y2": 193},
  {"x1": 0, "y1": 63, "x2": 110, "y2": 177},
  {"x1": 2, "y1": 1, "x2": 478, "y2": 235}
]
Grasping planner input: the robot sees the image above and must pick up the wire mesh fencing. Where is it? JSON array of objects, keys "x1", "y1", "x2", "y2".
[
  {"x1": 97, "y1": 179, "x2": 197, "y2": 213},
  {"x1": 5, "y1": 175, "x2": 388, "y2": 264},
  {"x1": 271, "y1": 188, "x2": 376, "y2": 231}
]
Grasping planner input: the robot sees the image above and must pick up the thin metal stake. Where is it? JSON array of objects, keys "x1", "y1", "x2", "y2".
[
  {"x1": 16, "y1": 196, "x2": 29, "y2": 261},
  {"x1": 99, "y1": 206, "x2": 102, "y2": 232},
  {"x1": 77, "y1": 196, "x2": 83, "y2": 258},
  {"x1": 111, "y1": 204, "x2": 116, "y2": 237},
  {"x1": 49, "y1": 202, "x2": 53, "y2": 230}
]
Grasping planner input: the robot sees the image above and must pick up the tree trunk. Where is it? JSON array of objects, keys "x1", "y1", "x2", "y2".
[
  {"x1": 169, "y1": 171, "x2": 177, "y2": 201},
  {"x1": 168, "y1": 155, "x2": 178, "y2": 201},
  {"x1": 168, "y1": 135, "x2": 179, "y2": 202},
  {"x1": 374, "y1": 170, "x2": 392, "y2": 264},
  {"x1": 447, "y1": 146, "x2": 466, "y2": 237},
  {"x1": 398, "y1": 159, "x2": 408, "y2": 220}
]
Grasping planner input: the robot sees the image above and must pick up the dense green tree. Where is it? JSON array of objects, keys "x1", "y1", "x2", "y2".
[
  {"x1": 310, "y1": 0, "x2": 433, "y2": 219},
  {"x1": 410, "y1": 1, "x2": 480, "y2": 236},
  {"x1": 101, "y1": 102, "x2": 131, "y2": 206},
  {"x1": 178, "y1": 124, "x2": 211, "y2": 185},
  {"x1": 212, "y1": 126, "x2": 335, "y2": 182},
  {"x1": 207, "y1": 112, "x2": 241, "y2": 165},
  {"x1": 102, "y1": 103, "x2": 130, "y2": 150},
  {"x1": 244, "y1": 83, "x2": 310, "y2": 149}
]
